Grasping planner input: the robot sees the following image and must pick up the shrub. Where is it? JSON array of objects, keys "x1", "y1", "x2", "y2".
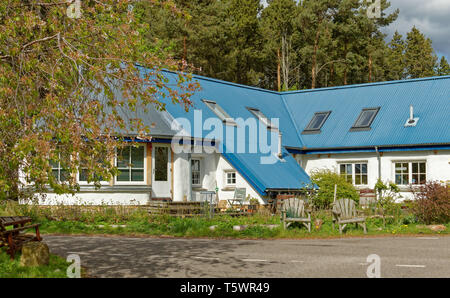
[
  {"x1": 411, "y1": 181, "x2": 450, "y2": 224},
  {"x1": 309, "y1": 169, "x2": 359, "y2": 209},
  {"x1": 374, "y1": 180, "x2": 402, "y2": 226}
]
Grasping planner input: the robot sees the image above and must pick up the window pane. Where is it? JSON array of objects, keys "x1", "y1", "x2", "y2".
[
  {"x1": 192, "y1": 173, "x2": 200, "y2": 185},
  {"x1": 50, "y1": 160, "x2": 59, "y2": 168},
  {"x1": 358, "y1": 111, "x2": 374, "y2": 126},
  {"x1": 117, "y1": 169, "x2": 130, "y2": 181},
  {"x1": 79, "y1": 169, "x2": 88, "y2": 181},
  {"x1": 412, "y1": 162, "x2": 418, "y2": 173},
  {"x1": 192, "y1": 160, "x2": 200, "y2": 171},
  {"x1": 362, "y1": 175, "x2": 368, "y2": 185},
  {"x1": 361, "y1": 164, "x2": 367, "y2": 174},
  {"x1": 355, "y1": 175, "x2": 361, "y2": 185},
  {"x1": 355, "y1": 164, "x2": 361, "y2": 174},
  {"x1": 154, "y1": 147, "x2": 168, "y2": 181},
  {"x1": 52, "y1": 169, "x2": 59, "y2": 180},
  {"x1": 419, "y1": 174, "x2": 426, "y2": 184},
  {"x1": 131, "y1": 146, "x2": 144, "y2": 168},
  {"x1": 419, "y1": 163, "x2": 425, "y2": 173},
  {"x1": 117, "y1": 147, "x2": 130, "y2": 168},
  {"x1": 346, "y1": 164, "x2": 352, "y2": 175},
  {"x1": 131, "y1": 169, "x2": 144, "y2": 182}
]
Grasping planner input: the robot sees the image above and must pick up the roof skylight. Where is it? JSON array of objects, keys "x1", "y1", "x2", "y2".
[
  {"x1": 246, "y1": 107, "x2": 278, "y2": 130},
  {"x1": 350, "y1": 107, "x2": 380, "y2": 131},
  {"x1": 302, "y1": 111, "x2": 331, "y2": 134},
  {"x1": 202, "y1": 99, "x2": 236, "y2": 126}
]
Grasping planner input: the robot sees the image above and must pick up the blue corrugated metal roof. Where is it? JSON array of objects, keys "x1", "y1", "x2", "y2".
[
  {"x1": 282, "y1": 75, "x2": 450, "y2": 150},
  {"x1": 138, "y1": 67, "x2": 450, "y2": 194}
]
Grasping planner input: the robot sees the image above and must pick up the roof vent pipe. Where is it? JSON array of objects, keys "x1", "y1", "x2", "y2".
[
  {"x1": 278, "y1": 132, "x2": 283, "y2": 159},
  {"x1": 405, "y1": 105, "x2": 419, "y2": 127}
]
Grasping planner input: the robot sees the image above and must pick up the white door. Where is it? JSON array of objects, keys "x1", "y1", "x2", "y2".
[{"x1": 152, "y1": 145, "x2": 172, "y2": 198}]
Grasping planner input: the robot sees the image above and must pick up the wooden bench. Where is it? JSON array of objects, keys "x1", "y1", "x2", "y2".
[{"x1": 0, "y1": 216, "x2": 42, "y2": 259}]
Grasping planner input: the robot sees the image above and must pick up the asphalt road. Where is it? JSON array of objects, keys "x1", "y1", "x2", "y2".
[{"x1": 44, "y1": 235, "x2": 450, "y2": 278}]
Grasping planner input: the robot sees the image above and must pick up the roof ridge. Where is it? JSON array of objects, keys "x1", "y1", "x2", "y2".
[{"x1": 281, "y1": 75, "x2": 450, "y2": 95}]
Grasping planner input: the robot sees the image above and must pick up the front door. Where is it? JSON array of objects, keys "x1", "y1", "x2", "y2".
[{"x1": 152, "y1": 145, "x2": 172, "y2": 198}]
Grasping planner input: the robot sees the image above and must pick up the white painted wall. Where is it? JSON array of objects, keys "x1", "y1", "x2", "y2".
[
  {"x1": 171, "y1": 144, "x2": 266, "y2": 204},
  {"x1": 31, "y1": 191, "x2": 151, "y2": 206},
  {"x1": 296, "y1": 150, "x2": 450, "y2": 201}
]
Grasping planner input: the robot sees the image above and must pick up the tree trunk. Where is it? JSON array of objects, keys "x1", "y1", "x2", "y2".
[
  {"x1": 311, "y1": 30, "x2": 320, "y2": 89},
  {"x1": 277, "y1": 48, "x2": 281, "y2": 92}
]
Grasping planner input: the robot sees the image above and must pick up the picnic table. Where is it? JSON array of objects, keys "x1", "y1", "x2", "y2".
[{"x1": 0, "y1": 216, "x2": 42, "y2": 259}]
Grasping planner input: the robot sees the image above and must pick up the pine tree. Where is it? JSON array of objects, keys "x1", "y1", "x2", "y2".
[
  {"x1": 385, "y1": 31, "x2": 406, "y2": 81},
  {"x1": 404, "y1": 27, "x2": 438, "y2": 78},
  {"x1": 437, "y1": 56, "x2": 450, "y2": 76},
  {"x1": 260, "y1": 0, "x2": 299, "y2": 90}
]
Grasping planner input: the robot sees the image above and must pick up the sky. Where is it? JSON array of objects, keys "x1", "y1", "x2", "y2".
[
  {"x1": 384, "y1": 0, "x2": 450, "y2": 60},
  {"x1": 261, "y1": 0, "x2": 450, "y2": 60}
]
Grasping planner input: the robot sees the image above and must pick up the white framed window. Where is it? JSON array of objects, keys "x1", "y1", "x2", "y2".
[
  {"x1": 339, "y1": 162, "x2": 368, "y2": 185},
  {"x1": 115, "y1": 145, "x2": 146, "y2": 184},
  {"x1": 394, "y1": 161, "x2": 426, "y2": 185},
  {"x1": 191, "y1": 159, "x2": 201, "y2": 186},
  {"x1": 226, "y1": 171, "x2": 236, "y2": 186},
  {"x1": 78, "y1": 161, "x2": 109, "y2": 185},
  {"x1": 50, "y1": 152, "x2": 70, "y2": 182}
]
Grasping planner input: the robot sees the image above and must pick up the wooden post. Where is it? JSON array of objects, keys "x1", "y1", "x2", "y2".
[{"x1": 333, "y1": 184, "x2": 337, "y2": 203}]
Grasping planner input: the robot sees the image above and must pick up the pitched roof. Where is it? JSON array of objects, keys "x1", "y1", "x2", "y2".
[{"x1": 138, "y1": 67, "x2": 450, "y2": 194}]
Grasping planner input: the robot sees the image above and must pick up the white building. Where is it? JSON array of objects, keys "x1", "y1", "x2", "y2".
[{"x1": 35, "y1": 71, "x2": 450, "y2": 205}]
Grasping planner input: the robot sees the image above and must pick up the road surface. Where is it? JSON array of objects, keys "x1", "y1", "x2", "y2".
[{"x1": 44, "y1": 235, "x2": 450, "y2": 278}]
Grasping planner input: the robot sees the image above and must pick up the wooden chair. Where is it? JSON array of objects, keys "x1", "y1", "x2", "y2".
[
  {"x1": 281, "y1": 198, "x2": 311, "y2": 232},
  {"x1": 0, "y1": 216, "x2": 42, "y2": 259},
  {"x1": 227, "y1": 188, "x2": 246, "y2": 211},
  {"x1": 332, "y1": 199, "x2": 367, "y2": 234}
]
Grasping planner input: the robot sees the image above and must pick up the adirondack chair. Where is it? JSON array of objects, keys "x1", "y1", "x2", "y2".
[
  {"x1": 281, "y1": 198, "x2": 311, "y2": 232},
  {"x1": 332, "y1": 198, "x2": 367, "y2": 234},
  {"x1": 227, "y1": 188, "x2": 246, "y2": 210}
]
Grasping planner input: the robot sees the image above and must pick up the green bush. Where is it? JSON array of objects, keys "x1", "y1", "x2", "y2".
[
  {"x1": 411, "y1": 181, "x2": 450, "y2": 224},
  {"x1": 310, "y1": 169, "x2": 359, "y2": 209}
]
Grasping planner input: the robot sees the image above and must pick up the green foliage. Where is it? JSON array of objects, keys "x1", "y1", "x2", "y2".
[
  {"x1": 437, "y1": 56, "x2": 450, "y2": 76},
  {"x1": 0, "y1": 251, "x2": 69, "y2": 278},
  {"x1": 411, "y1": 181, "x2": 450, "y2": 224},
  {"x1": 310, "y1": 169, "x2": 359, "y2": 209},
  {"x1": 404, "y1": 26, "x2": 438, "y2": 78},
  {"x1": 1, "y1": 201, "x2": 448, "y2": 239},
  {"x1": 0, "y1": 1, "x2": 198, "y2": 201}
]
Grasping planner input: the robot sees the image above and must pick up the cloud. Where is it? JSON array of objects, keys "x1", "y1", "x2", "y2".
[{"x1": 383, "y1": 0, "x2": 450, "y2": 58}]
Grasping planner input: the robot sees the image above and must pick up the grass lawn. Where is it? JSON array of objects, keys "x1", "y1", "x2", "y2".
[
  {"x1": 0, "y1": 250, "x2": 70, "y2": 278},
  {"x1": 36, "y1": 213, "x2": 449, "y2": 239}
]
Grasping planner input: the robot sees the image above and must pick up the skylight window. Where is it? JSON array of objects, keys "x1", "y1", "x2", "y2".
[
  {"x1": 302, "y1": 111, "x2": 331, "y2": 134},
  {"x1": 246, "y1": 107, "x2": 278, "y2": 130},
  {"x1": 202, "y1": 99, "x2": 236, "y2": 126},
  {"x1": 351, "y1": 107, "x2": 380, "y2": 131}
]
